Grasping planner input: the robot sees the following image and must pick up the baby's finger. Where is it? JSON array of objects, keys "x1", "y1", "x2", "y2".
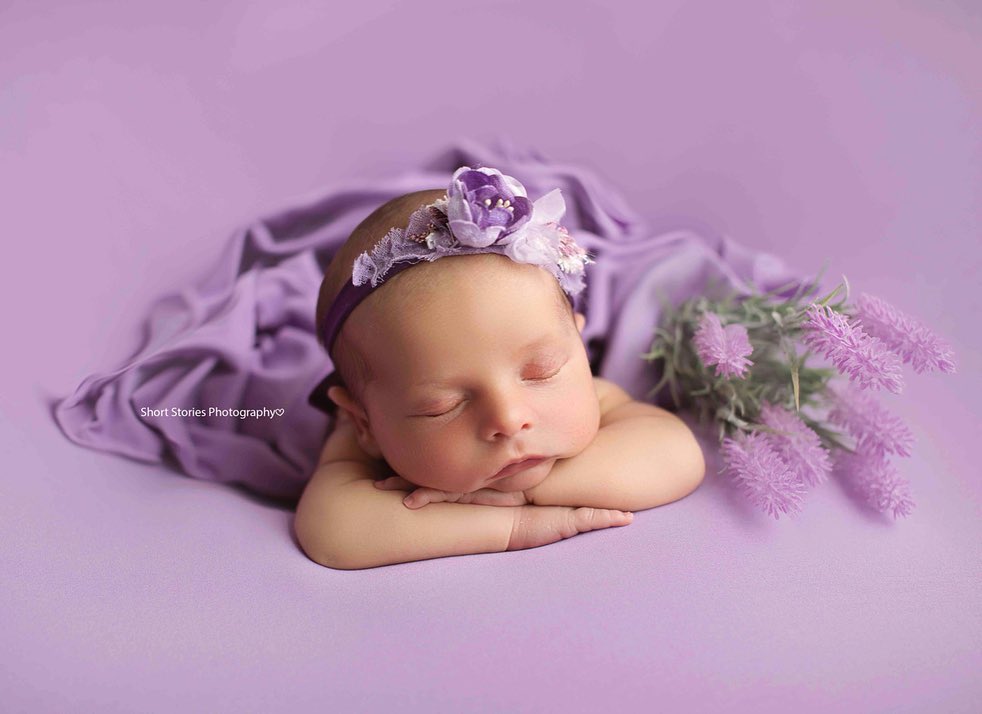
[
  {"x1": 572, "y1": 508, "x2": 635, "y2": 532},
  {"x1": 404, "y1": 488, "x2": 462, "y2": 509},
  {"x1": 466, "y1": 489, "x2": 530, "y2": 507},
  {"x1": 373, "y1": 476, "x2": 414, "y2": 491}
]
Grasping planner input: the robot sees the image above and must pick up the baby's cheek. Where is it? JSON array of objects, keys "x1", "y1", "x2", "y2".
[
  {"x1": 386, "y1": 438, "x2": 470, "y2": 491},
  {"x1": 370, "y1": 428, "x2": 426, "y2": 483},
  {"x1": 556, "y1": 385, "x2": 601, "y2": 455}
]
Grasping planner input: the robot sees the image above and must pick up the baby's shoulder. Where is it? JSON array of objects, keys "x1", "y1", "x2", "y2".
[
  {"x1": 592, "y1": 375, "x2": 630, "y2": 401},
  {"x1": 592, "y1": 376, "x2": 633, "y2": 417}
]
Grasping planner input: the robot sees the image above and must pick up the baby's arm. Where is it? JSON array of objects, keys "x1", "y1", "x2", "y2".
[
  {"x1": 524, "y1": 384, "x2": 706, "y2": 512},
  {"x1": 296, "y1": 413, "x2": 634, "y2": 569}
]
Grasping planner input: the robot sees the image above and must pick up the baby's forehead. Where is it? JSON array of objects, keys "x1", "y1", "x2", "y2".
[
  {"x1": 381, "y1": 255, "x2": 565, "y2": 311},
  {"x1": 382, "y1": 290, "x2": 566, "y2": 348},
  {"x1": 367, "y1": 322, "x2": 570, "y2": 393},
  {"x1": 351, "y1": 254, "x2": 573, "y2": 360}
]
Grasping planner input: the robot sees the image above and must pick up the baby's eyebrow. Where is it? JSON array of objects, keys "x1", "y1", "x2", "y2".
[
  {"x1": 410, "y1": 333, "x2": 566, "y2": 389},
  {"x1": 512, "y1": 332, "x2": 565, "y2": 356}
]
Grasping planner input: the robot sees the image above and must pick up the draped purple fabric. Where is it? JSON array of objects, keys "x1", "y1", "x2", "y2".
[{"x1": 52, "y1": 138, "x2": 802, "y2": 502}]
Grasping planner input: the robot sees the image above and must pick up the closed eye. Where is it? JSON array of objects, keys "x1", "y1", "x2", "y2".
[
  {"x1": 526, "y1": 364, "x2": 563, "y2": 382},
  {"x1": 421, "y1": 403, "x2": 461, "y2": 418},
  {"x1": 417, "y1": 362, "x2": 567, "y2": 419}
]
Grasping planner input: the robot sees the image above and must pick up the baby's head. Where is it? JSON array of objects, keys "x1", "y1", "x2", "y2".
[{"x1": 315, "y1": 189, "x2": 600, "y2": 493}]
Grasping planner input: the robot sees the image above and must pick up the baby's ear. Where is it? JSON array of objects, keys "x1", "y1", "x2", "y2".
[
  {"x1": 327, "y1": 386, "x2": 383, "y2": 459},
  {"x1": 574, "y1": 312, "x2": 586, "y2": 334}
]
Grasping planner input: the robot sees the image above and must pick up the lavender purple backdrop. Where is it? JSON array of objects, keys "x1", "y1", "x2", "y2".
[{"x1": 3, "y1": 2, "x2": 980, "y2": 712}]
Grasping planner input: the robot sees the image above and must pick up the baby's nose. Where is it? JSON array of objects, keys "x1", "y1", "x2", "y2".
[{"x1": 482, "y1": 397, "x2": 534, "y2": 441}]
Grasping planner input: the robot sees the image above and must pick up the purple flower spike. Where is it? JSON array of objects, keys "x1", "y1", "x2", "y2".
[
  {"x1": 758, "y1": 403, "x2": 832, "y2": 487},
  {"x1": 856, "y1": 293, "x2": 957, "y2": 374},
  {"x1": 693, "y1": 312, "x2": 754, "y2": 379},
  {"x1": 834, "y1": 448, "x2": 915, "y2": 519},
  {"x1": 446, "y1": 166, "x2": 533, "y2": 248},
  {"x1": 802, "y1": 305, "x2": 904, "y2": 393},
  {"x1": 826, "y1": 385, "x2": 914, "y2": 458},
  {"x1": 720, "y1": 432, "x2": 808, "y2": 519}
]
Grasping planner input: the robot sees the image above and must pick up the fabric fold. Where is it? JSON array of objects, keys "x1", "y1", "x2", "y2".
[{"x1": 52, "y1": 137, "x2": 802, "y2": 502}]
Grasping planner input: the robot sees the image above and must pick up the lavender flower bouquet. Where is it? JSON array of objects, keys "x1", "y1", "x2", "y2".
[{"x1": 643, "y1": 276, "x2": 957, "y2": 520}]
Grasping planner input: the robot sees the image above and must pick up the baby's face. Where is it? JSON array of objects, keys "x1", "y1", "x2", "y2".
[{"x1": 354, "y1": 254, "x2": 601, "y2": 493}]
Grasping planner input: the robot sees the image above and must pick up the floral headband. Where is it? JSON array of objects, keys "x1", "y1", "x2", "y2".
[
  {"x1": 308, "y1": 165, "x2": 595, "y2": 415},
  {"x1": 316, "y1": 165, "x2": 594, "y2": 355}
]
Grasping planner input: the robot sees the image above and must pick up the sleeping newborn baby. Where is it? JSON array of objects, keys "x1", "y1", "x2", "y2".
[{"x1": 295, "y1": 167, "x2": 705, "y2": 569}]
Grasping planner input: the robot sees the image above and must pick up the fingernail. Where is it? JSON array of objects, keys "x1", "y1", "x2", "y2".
[{"x1": 403, "y1": 496, "x2": 414, "y2": 507}]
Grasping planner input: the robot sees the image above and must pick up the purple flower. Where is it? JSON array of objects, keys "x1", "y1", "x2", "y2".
[
  {"x1": 501, "y1": 189, "x2": 564, "y2": 261},
  {"x1": 834, "y1": 447, "x2": 915, "y2": 519},
  {"x1": 757, "y1": 403, "x2": 832, "y2": 487},
  {"x1": 720, "y1": 432, "x2": 809, "y2": 519},
  {"x1": 446, "y1": 166, "x2": 533, "y2": 248},
  {"x1": 693, "y1": 312, "x2": 754, "y2": 379},
  {"x1": 352, "y1": 168, "x2": 593, "y2": 295},
  {"x1": 802, "y1": 305, "x2": 904, "y2": 393},
  {"x1": 826, "y1": 385, "x2": 914, "y2": 458},
  {"x1": 856, "y1": 293, "x2": 957, "y2": 374}
]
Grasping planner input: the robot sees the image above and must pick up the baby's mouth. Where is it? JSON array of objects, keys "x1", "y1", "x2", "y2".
[{"x1": 491, "y1": 456, "x2": 549, "y2": 480}]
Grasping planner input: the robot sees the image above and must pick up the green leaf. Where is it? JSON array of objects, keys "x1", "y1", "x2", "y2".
[
  {"x1": 816, "y1": 283, "x2": 843, "y2": 307},
  {"x1": 791, "y1": 364, "x2": 800, "y2": 412}
]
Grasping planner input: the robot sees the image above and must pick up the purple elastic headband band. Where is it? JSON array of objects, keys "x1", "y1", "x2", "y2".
[{"x1": 317, "y1": 259, "x2": 416, "y2": 357}]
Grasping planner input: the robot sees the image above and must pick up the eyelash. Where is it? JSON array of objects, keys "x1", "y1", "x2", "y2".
[{"x1": 420, "y1": 365, "x2": 565, "y2": 418}]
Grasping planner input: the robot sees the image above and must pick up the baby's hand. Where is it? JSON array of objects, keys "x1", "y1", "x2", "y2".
[{"x1": 373, "y1": 475, "x2": 530, "y2": 509}]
